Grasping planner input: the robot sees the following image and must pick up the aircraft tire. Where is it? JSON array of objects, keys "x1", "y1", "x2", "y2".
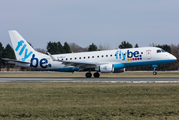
[
  {"x1": 94, "y1": 72, "x2": 100, "y2": 78},
  {"x1": 153, "y1": 71, "x2": 157, "y2": 75},
  {"x1": 86, "y1": 72, "x2": 92, "y2": 78}
]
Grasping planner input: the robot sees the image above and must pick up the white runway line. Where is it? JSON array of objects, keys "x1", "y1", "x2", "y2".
[
  {"x1": 0, "y1": 77, "x2": 179, "y2": 83},
  {"x1": 0, "y1": 78, "x2": 73, "y2": 81}
]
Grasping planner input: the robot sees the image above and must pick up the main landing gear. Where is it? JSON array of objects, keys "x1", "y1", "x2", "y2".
[
  {"x1": 94, "y1": 72, "x2": 100, "y2": 78},
  {"x1": 85, "y1": 72, "x2": 100, "y2": 78},
  {"x1": 85, "y1": 72, "x2": 92, "y2": 78}
]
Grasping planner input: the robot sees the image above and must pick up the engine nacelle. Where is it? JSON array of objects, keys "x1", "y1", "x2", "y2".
[{"x1": 100, "y1": 64, "x2": 114, "y2": 73}]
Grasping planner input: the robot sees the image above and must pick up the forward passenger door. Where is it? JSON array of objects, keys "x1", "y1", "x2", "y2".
[{"x1": 146, "y1": 50, "x2": 151, "y2": 59}]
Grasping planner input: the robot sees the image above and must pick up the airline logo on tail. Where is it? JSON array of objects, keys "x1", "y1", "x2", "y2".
[
  {"x1": 115, "y1": 50, "x2": 142, "y2": 61},
  {"x1": 15, "y1": 40, "x2": 33, "y2": 61},
  {"x1": 16, "y1": 40, "x2": 51, "y2": 68}
]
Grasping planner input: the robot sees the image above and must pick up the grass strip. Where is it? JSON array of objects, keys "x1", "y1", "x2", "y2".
[{"x1": 0, "y1": 83, "x2": 179, "y2": 119}]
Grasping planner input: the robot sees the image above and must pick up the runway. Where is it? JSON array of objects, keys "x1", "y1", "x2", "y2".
[{"x1": 0, "y1": 77, "x2": 179, "y2": 83}]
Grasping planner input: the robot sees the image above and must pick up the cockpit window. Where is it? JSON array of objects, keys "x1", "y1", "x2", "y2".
[
  {"x1": 157, "y1": 50, "x2": 161, "y2": 53},
  {"x1": 157, "y1": 49, "x2": 166, "y2": 53},
  {"x1": 161, "y1": 49, "x2": 166, "y2": 52}
]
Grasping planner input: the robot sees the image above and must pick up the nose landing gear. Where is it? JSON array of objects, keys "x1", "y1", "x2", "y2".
[
  {"x1": 152, "y1": 65, "x2": 158, "y2": 75},
  {"x1": 153, "y1": 67, "x2": 157, "y2": 75}
]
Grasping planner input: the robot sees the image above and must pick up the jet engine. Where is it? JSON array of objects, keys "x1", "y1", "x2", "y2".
[{"x1": 99, "y1": 64, "x2": 114, "y2": 73}]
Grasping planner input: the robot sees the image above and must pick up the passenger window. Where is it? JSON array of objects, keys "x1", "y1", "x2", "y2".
[
  {"x1": 84, "y1": 57, "x2": 85, "y2": 59},
  {"x1": 102, "y1": 55, "x2": 104, "y2": 57},
  {"x1": 88, "y1": 56, "x2": 90, "y2": 58},
  {"x1": 79, "y1": 57, "x2": 81, "y2": 59},
  {"x1": 62, "y1": 59, "x2": 63, "y2": 61},
  {"x1": 141, "y1": 52, "x2": 143, "y2": 54},
  {"x1": 97, "y1": 56, "x2": 99, "y2": 58},
  {"x1": 92, "y1": 56, "x2": 94, "y2": 58},
  {"x1": 119, "y1": 54, "x2": 121, "y2": 56},
  {"x1": 75, "y1": 58, "x2": 77, "y2": 60},
  {"x1": 157, "y1": 50, "x2": 161, "y2": 53},
  {"x1": 66, "y1": 58, "x2": 68, "y2": 60},
  {"x1": 110, "y1": 54, "x2": 112, "y2": 57},
  {"x1": 106, "y1": 55, "x2": 108, "y2": 57},
  {"x1": 70, "y1": 58, "x2": 72, "y2": 60}
]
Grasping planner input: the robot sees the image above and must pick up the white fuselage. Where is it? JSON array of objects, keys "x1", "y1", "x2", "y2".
[{"x1": 26, "y1": 47, "x2": 176, "y2": 72}]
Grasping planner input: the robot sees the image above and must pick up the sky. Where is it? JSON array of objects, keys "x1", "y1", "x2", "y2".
[{"x1": 0, "y1": 0, "x2": 179, "y2": 50}]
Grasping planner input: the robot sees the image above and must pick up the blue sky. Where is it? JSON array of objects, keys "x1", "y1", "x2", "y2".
[{"x1": 0, "y1": 0, "x2": 179, "y2": 49}]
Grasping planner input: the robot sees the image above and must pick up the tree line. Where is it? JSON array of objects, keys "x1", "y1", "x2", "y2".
[
  {"x1": 47, "y1": 42, "x2": 71, "y2": 54},
  {"x1": 0, "y1": 40, "x2": 178, "y2": 71},
  {"x1": 0, "y1": 43, "x2": 15, "y2": 71}
]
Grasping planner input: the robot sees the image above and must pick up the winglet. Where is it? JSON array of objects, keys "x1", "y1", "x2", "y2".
[{"x1": 46, "y1": 52, "x2": 57, "y2": 61}]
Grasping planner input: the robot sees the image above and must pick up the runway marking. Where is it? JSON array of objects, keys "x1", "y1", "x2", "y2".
[
  {"x1": 1, "y1": 77, "x2": 179, "y2": 83},
  {"x1": 0, "y1": 78, "x2": 73, "y2": 81}
]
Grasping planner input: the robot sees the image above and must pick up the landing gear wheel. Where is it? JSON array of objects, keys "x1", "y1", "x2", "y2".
[
  {"x1": 94, "y1": 72, "x2": 100, "y2": 78},
  {"x1": 153, "y1": 67, "x2": 157, "y2": 75},
  {"x1": 85, "y1": 72, "x2": 92, "y2": 78},
  {"x1": 153, "y1": 71, "x2": 157, "y2": 75}
]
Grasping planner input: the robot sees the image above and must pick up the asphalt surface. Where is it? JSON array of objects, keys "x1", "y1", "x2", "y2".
[{"x1": 0, "y1": 77, "x2": 179, "y2": 83}]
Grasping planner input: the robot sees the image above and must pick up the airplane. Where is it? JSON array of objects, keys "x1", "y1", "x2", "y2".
[{"x1": 2, "y1": 30, "x2": 177, "y2": 78}]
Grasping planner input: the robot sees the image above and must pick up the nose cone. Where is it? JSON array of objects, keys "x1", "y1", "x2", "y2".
[{"x1": 169, "y1": 54, "x2": 177, "y2": 62}]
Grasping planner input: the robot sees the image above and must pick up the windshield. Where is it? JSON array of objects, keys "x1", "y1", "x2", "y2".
[
  {"x1": 157, "y1": 49, "x2": 166, "y2": 53},
  {"x1": 161, "y1": 49, "x2": 166, "y2": 52},
  {"x1": 157, "y1": 50, "x2": 161, "y2": 53}
]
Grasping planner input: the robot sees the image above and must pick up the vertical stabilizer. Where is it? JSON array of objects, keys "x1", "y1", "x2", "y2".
[{"x1": 9, "y1": 30, "x2": 36, "y2": 62}]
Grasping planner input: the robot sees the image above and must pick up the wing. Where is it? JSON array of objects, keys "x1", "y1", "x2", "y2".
[
  {"x1": 47, "y1": 52, "x2": 106, "y2": 70},
  {"x1": 60, "y1": 60, "x2": 106, "y2": 70}
]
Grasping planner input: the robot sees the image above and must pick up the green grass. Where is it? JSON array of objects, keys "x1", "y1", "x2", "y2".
[{"x1": 0, "y1": 83, "x2": 179, "y2": 120}]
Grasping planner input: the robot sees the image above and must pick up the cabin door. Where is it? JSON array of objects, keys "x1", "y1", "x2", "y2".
[{"x1": 146, "y1": 50, "x2": 151, "y2": 59}]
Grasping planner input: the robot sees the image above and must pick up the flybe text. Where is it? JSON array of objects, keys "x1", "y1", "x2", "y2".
[
  {"x1": 30, "y1": 54, "x2": 51, "y2": 68},
  {"x1": 16, "y1": 40, "x2": 51, "y2": 68},
  {"x1": 15, "y1": 40, "x2": 33, "y2": 61},
  {"x1": 115, "y1": 50, "x2": 142, "y2": 61}
]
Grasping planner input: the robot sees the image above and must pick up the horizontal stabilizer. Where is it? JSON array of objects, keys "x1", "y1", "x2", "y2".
[{"x1": 2, "y1": 58, "x2": 30, "y2": 64}]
